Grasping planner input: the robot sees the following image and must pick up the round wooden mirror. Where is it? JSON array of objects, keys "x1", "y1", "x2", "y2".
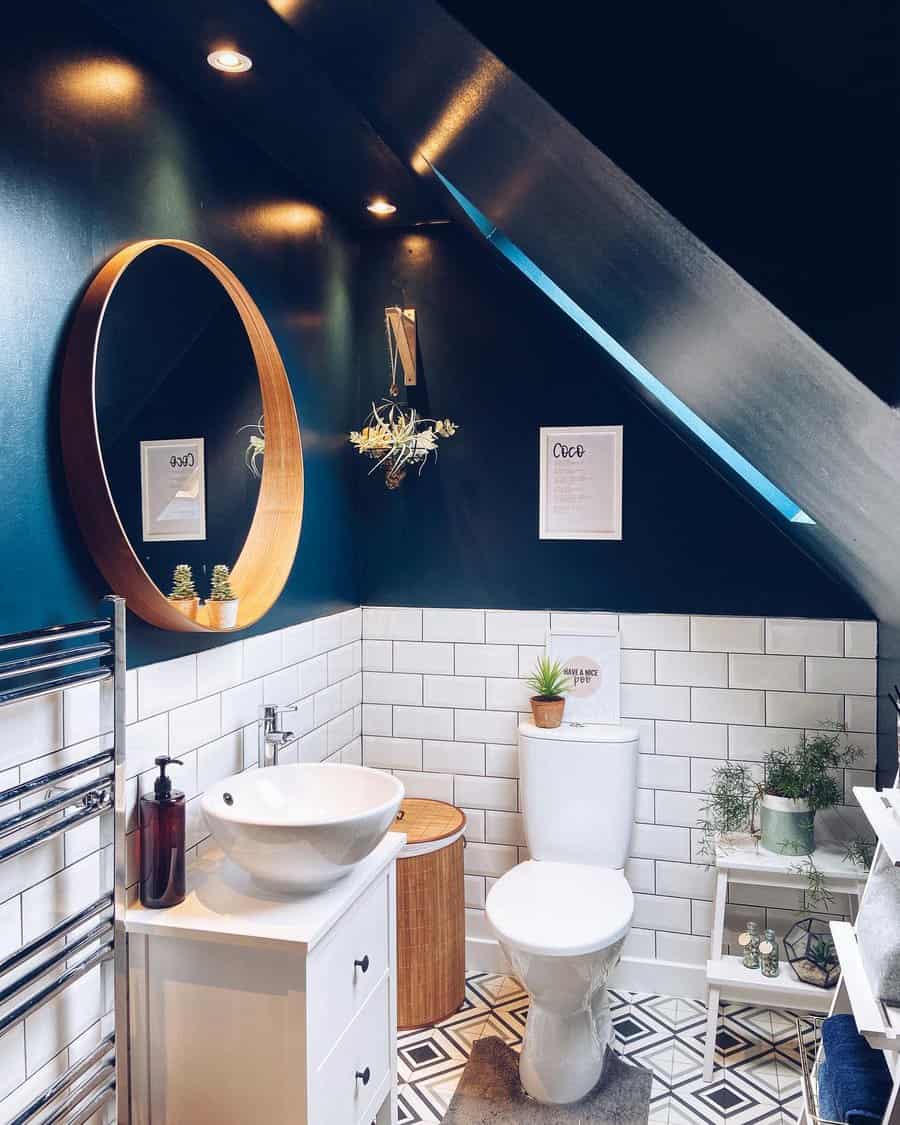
[{"x1": 61, "y1": 239, "x2": 303, "y2": 632}]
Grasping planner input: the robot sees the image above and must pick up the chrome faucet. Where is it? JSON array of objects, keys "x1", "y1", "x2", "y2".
[{"x1": 258, "y1": 704, "x2": 297, "y2": 768}]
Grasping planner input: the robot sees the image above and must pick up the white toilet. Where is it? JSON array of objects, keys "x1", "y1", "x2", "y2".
[{"x1": 485, "y1": 720, "x2": 638, "y2": 1104}]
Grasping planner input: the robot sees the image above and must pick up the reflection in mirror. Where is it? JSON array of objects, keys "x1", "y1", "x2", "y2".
[{"x1": 94, "y1": 246, "x2": 262, "y2": 604}]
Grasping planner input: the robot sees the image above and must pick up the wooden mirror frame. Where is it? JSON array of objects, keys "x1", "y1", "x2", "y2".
[{"x1": 61, "y1": 239, "x2": 303, "y2": 632}]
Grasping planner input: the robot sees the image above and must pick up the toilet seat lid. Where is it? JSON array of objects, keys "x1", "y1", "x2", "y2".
[{"x1": 486, "y1": 860, "x2": 634, "y2": 957}]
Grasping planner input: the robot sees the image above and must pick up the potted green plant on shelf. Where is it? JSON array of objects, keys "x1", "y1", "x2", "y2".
[
  {"x1": 525, "y1": 656, "x2": 573, "y2": 729},
  {"x1": 699, "y1": 724, "x2": 863, "y2": 857},
  {"x1": 698, "y1": 724, "x2": 875, "y2": 906},
  {"x1": 168, "y1": 564, "x2": 199, "y2": 621},
  {"x1": 206, "y1": 564, "x2": 239, "y2": 629},
  {"x1": 759, "y1": 727, "x2": 863, "y2": 855}
]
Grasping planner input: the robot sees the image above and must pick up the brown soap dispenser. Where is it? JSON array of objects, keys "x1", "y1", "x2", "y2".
[{"x1": 140, "y1": 756, "x2": 186, "y2": 909}]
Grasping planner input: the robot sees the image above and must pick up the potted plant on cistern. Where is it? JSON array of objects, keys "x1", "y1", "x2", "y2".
[{"x1": 525, "y1": 656, "x2": 573, "y2": 729}]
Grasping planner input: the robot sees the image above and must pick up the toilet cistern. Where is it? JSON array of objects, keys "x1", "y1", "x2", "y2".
[{"x1": 258, "y1": 703, "x2": 296, "y2": 768}]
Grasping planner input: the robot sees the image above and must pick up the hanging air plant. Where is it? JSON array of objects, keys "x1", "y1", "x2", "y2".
[
  {"x1": 349, "y1": 401, "x2": 457, "y2": 489},
  {"x1": 238, "y1": 416, "x2": 265, "y2": 478},
  {"x1": 349, "y1": 308, "x2": 457, "y2": 488}
]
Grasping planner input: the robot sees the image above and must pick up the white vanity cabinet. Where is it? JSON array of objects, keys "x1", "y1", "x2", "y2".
[{"x1": 126, "y1": 835, "x2": 404, "y2": 1125}]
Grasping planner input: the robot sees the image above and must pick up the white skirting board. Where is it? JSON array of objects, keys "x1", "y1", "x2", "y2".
[
  {"x1": 613, "y1": 955, "x2": 707, "y2": 1002},
  {"x1": 465, "y1": 937, "x2": 708, "y2": 1001}
]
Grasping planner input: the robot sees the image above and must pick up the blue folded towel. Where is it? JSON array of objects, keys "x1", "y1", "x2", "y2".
[
  {"x1": 817, "y1": 1015, "x2": 891, "y2": 1125},
  {"x1": 817, "y1": 1056, "x2": 839, "y2": 1121}
]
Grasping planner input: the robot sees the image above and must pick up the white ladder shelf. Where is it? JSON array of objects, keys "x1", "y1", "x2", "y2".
[
  {"x1": 795, "y1": 785, "x2": 900, "y2": 1125},
  {"x1": 702, "y1": 835, "x2": 864, "y2": 1084},
  {"x1": 853, "y1": 787, "x2": 900, "y2": 867}
]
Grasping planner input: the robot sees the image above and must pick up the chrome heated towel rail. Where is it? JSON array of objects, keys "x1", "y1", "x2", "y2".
[{"x1": 0, "y1": 596, "x2": 128, "y2": 1124}]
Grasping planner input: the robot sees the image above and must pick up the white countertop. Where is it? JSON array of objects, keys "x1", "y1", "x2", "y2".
[{"x1": 126, "y1": 833, "x2": 405, "y2": 952}]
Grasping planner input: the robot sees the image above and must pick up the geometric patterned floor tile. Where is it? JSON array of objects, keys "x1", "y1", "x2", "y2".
[
  {"x1": 397, "y1": 1082, "x2": 445, "y2": 1125},
  {"x1": 465, "y1": 973, "x2": 527, "y2": 1008},
  {"x1": 734, "y1": 1052, "x2": 786, "y2": 1102},
  {"x1": 400, "y1": 972, "x2": 802, "y2": 1123}
]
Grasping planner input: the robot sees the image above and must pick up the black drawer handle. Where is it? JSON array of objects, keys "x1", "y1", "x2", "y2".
[
  {"x1": 354, "y1": 955, "x2": 370, "y2": 973},
  {"x1": 355, "y1": 1067, "x2": 371, "y2": 1087}
]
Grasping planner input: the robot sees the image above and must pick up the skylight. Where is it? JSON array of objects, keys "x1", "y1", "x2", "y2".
[{"x1": 431, "y1": 166, "x2": 815, "y2": 526}]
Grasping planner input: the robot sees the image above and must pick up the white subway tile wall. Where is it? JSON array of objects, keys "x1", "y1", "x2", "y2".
[
  {"x1": 0, "y1": 607, "x2": 361, "y2": 1122},
  {"x1": 361, "y1": 608, "x2": 877, "y2": 969},
  {"x1": 0, "y1": 602, "x2": 875, "y2": 1118}
]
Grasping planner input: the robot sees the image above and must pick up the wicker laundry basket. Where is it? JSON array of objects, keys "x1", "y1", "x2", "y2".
[{"x1": 389, "y1": 798, "x2": 466, "y2": 1029}]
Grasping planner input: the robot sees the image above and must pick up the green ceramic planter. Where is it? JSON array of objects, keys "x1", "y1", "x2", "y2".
[{"x1": 760, "y1": 794, "x2": 815, "y2": 856}]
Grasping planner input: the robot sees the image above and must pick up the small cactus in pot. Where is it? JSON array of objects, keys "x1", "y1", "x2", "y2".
[
  {"x1": 168, "y1": 564, "x2": 199, "y2": 621},
  {"x1": 525, "y1": 656, "x2": 573, "y2": 729},
  {"x1": 206, "y1": 564, "x2": 239, "y2": 629}
]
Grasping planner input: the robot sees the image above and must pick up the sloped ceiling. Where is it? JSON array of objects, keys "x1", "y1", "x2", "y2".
[
  {"x1": 439, "y1": 0, "x2": 898, "y2": 407},
  {"x1": 274, "y1": 0, "x2": 900, "y2": 777}
]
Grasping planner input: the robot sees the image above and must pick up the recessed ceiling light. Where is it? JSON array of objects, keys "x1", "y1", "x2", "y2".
[
  {"x1": 366, "y1": 198, "x2": 397, "y2": 217},
  {"x1": 207, "y1": 49, "x2": 253, "y2": 74}
]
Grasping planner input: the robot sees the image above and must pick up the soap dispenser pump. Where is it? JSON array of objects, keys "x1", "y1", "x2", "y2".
[{"x1": 140, "y1": 756, "x2": 186, "y2": 909}]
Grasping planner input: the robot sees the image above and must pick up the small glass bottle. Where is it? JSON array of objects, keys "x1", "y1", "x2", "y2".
[
  {"x1": 739, "y1": 920, "x2": 761, "y2": 969},
  {"x1": 759, "y1": 928, "x2": 779, "y2": 978}
]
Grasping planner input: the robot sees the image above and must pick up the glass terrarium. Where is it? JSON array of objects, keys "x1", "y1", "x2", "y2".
[{"x1": 784, "y1": 917, "x2": 840, "y2": 989}]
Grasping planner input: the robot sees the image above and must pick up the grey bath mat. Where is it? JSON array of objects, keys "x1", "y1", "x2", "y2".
[{"x1": 442, "y1": 1036, "x2": 652, "y2": 1124}]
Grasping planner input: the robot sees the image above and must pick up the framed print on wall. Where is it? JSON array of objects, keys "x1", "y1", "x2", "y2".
[
  {"x1": 140, "y1": 437, "x2": 206, "y2": 542},
  {"x1": 539, "y1": 425, "x2": 623, "y2": 540},
  {"x1": 547, "y1": 630, "x2": 621, "y2": 723}
]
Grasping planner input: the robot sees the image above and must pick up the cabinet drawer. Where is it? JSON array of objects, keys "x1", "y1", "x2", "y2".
[
  {"x1": 311, "y1": 973, "x2": 390, "y2": 1125},
  {"x1": 307, "y1": 873, "x2": 390, "y2": 1067}
]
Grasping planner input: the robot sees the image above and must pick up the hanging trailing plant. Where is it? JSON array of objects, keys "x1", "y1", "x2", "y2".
[
  {"x1": 697, "y1": 722, "x2": 874, "y2": 908},
  {"x1": 349, "y1": 401, "x2": 458, "y2": 489},
  {"x1": 697, "y1": 762, "x2": 761, "y2": 854},
  {"x1": 844, "y1": 836, "x2": 876, "y2": 869},
  {"x1": 789, "y1": 856, "x2": 836, "y2": 910},
  {"x1": 698, "y1": 724, "x2": 862, "y2": 854}
]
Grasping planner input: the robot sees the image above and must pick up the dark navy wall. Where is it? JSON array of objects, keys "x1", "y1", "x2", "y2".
[
  {"x1": 0, "y1": 0, "x2": 875, "y2": 672},
  {"x1": 0, "y1": 2, "x2": 358, "y2": 665},
  {"x1": 356, "y1": 225, "x2": 869, "y2": 619},
  {"x1": 441, "y1": 0, "x2": 898, "y2": 406}
]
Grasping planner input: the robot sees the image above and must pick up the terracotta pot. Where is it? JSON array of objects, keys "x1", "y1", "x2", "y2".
[
  {"x1": 168, "y1": 596, "x2": 199, "y2": 621},
  {"x1": 207, "y1": 598, "x2": 239, "y2": 629},
  {"x1": 530, "y1": 696, "x2": 565, "y2": 729}
]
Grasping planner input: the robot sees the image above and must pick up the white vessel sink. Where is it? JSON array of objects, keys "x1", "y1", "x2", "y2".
[{"x1": 201, "y1": 763, "x2": 404, "y2": 894}]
